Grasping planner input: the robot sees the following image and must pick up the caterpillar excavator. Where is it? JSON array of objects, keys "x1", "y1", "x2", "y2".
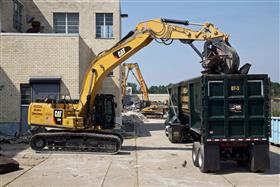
[
  {"x1": 28, "y1": 18, "x2": 241, "y2": 154},
  {"x1": 121, "y1": 63, "x2": 150, "y2": 108},
  {"x1": 121, "y1": 63, "x2": 165, "y2": 117}
]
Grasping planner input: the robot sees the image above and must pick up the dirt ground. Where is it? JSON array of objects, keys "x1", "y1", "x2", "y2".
[{"x1": 1, "y1": 119, "x2": 280, "y2": 187}]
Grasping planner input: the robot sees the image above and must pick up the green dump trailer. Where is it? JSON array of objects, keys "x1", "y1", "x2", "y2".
[{"x1": 167, "y1": 74, "x2": 270, "y2": 172}]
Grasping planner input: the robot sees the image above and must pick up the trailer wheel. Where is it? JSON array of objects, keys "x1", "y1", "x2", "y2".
[
  {"x1": 198, "y1": 145, "x2": 208, "y2": 173},
  {"x1": 192, "y1": 142, "x2": 200, "y2": 167}
]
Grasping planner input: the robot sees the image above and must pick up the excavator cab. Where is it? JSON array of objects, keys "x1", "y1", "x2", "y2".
[
  {"x1": 140, "y1": 100, "x2": 151, "y2": 109},
  {"x1": 92, "y1": 94, "x2": 116, "y2": 129}
]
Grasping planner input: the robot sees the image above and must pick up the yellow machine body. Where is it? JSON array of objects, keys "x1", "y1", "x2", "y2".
[{"x1": 28, "y1": 103, "x2": 84, "y2": 129}]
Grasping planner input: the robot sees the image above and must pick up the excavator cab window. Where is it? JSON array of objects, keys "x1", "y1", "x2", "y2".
[{"x1": 104, "y1": 99, "x2": 113, "y2": 115}]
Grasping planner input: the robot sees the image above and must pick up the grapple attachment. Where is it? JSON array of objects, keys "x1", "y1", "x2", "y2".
[{"x1": 202, "y1": 39, "x2": 240, "y2": 74}]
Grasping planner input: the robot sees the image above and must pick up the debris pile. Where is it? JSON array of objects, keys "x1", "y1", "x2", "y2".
[
  {"x1": 122, "y1": 111, "x2": 148, "y2": 125},
  {"x1": 0, "y1": 135, "x2": 30, "y2": 144},
  {"x1": 121, "y1": 111, "x2": 148, "y2": 136}
]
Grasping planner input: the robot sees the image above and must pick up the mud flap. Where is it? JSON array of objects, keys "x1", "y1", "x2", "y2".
[
  {"x1": 250, "y1": 143, "x2": 270, "y2": 172},
  {"x1": 204, "y1": 144, "x2": 220, "y2": 172}
]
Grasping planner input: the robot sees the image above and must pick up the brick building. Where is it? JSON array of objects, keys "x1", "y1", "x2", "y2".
[{"x1": 0, "y1": 0, "x2": 122, "y2": 135}]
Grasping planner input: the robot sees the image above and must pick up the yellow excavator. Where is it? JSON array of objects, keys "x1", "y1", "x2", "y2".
[
  {"x1": 121, "y1": 63, "x2": 150, "y2": 107},
  {"x1": 28, "y1": 18, "x2": 240, "y2": 154},
  {"x1": 121, "y1": 63, "x2": 165, "y2": 117}
]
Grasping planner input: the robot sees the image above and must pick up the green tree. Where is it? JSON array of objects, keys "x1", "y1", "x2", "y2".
[
  {"x1": 148, "y1": 85, "x2": 168, "y2": 94},
  {"x1": 271, "y1": 81, "x2": 280, "y2": 97},
  {"x1": 270, "y1": 81, "x2": 280, "y2": 117}
]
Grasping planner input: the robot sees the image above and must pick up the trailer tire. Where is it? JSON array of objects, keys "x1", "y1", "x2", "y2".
[
  {"x1": 192, "y1": 142, "x2": 200, "y2": 167},
  {"x1": 198, "y1": 145, "x2": 208, "y2": 173}
]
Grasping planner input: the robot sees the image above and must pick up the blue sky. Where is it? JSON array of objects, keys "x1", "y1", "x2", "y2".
[{"x1": 120, "y1": 0, "x2": 279, "y2": 86}]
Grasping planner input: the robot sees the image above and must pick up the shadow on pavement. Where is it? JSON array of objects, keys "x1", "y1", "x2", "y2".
[
  {"x1": 264, "y1": 150, "x2": 280, "y2": 175},
  {"x1": 117, "y1": 151, "x2": 131, "y2": 155},
  {"x1": 216, "y1": 149, "x2": 280, "y2": 175},
  {"x1": 0, "y1": 143, "x2": 30, "y2": 158},
  {"x1": 121, "y1": 145, "x2": 191, "y2": 151},
  {"x1": 137, "y1": 122, "x2": 165, "y2": 137}
]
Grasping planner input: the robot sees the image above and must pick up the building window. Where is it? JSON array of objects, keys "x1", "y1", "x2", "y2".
[
  {"x1": 20, "y1": 84, "x2": 31, "y2": 105},
  {"x1": 53, "y1": 13, "x2": 79, "y2": 33},
  {"x1": 13, "y1": 0, "x2": 23, "y2": 32},
  {"x1": 96, "y1": 13, "x2": 113, "y2": 39}
]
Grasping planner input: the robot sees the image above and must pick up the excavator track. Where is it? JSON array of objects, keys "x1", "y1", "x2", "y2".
[{"x1": 30, "y1": 131, "x2": 122, "y2": 154}]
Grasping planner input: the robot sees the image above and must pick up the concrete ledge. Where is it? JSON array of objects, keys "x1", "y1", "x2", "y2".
[{"x1": 0, "y1": 33, "x2": 79, "y2": 37}]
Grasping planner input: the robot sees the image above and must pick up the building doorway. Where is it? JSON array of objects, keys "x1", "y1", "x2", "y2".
[{"x1": 20, "y1": 77, "x2": 60, "y2": 134}]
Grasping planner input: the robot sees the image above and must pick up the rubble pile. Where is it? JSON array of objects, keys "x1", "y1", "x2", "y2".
[
  {"x1": 0, "y1": 135, "x2": 30, "y2": 144},
  {"x1": 121, "y1": 111, "x2": 148, "y2": 135},
  {"x1": 122, "y1": 111, "x2": 148, "y2": 125}
]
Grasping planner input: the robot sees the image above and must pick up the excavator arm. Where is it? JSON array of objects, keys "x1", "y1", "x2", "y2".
[
  {"x1": 122, "y1": 63, "x2": 149, "y2": 102},
  {"x1": 136, "y1": 18, "x2": 228, "y2": 41}
]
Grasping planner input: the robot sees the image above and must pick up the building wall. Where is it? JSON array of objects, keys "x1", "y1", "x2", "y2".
[
  {"x1": 0, "y1": 0, "x2": 2, "y2": 31},
  {"x1": 1, "y1": 0, "x2": 20, "y2": 32},
  {"x1": 0, "y1": 0, "x2": 122, "y2": 125},
  {"x1": 21, "y1": 1, "x2": 122, "y2": 117},
  {"x1": 0, "y1": 34, "x2": 87, "y2": 123},
  {"x1": 19, "y1": 0, "x2": 121, "y2": 50},
  {"x1": 134, "y1": 94, "x2": 169, "y2": 104},
  {"x1": 78, "y1": 37, "x2": 95, "y2": 91}
]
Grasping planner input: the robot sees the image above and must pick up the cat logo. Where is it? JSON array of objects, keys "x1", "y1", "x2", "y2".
[
  {"x1": 54, "y1": 110, "x2": 63, "y2": 125},
  {"x1": 113, "y1": 46, "x2": 132, "y2": 58}
]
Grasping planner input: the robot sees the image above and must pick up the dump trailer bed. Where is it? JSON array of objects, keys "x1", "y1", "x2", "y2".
[{"x1": 168, "y1": 74, "x2": 270, "y2": 172}]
